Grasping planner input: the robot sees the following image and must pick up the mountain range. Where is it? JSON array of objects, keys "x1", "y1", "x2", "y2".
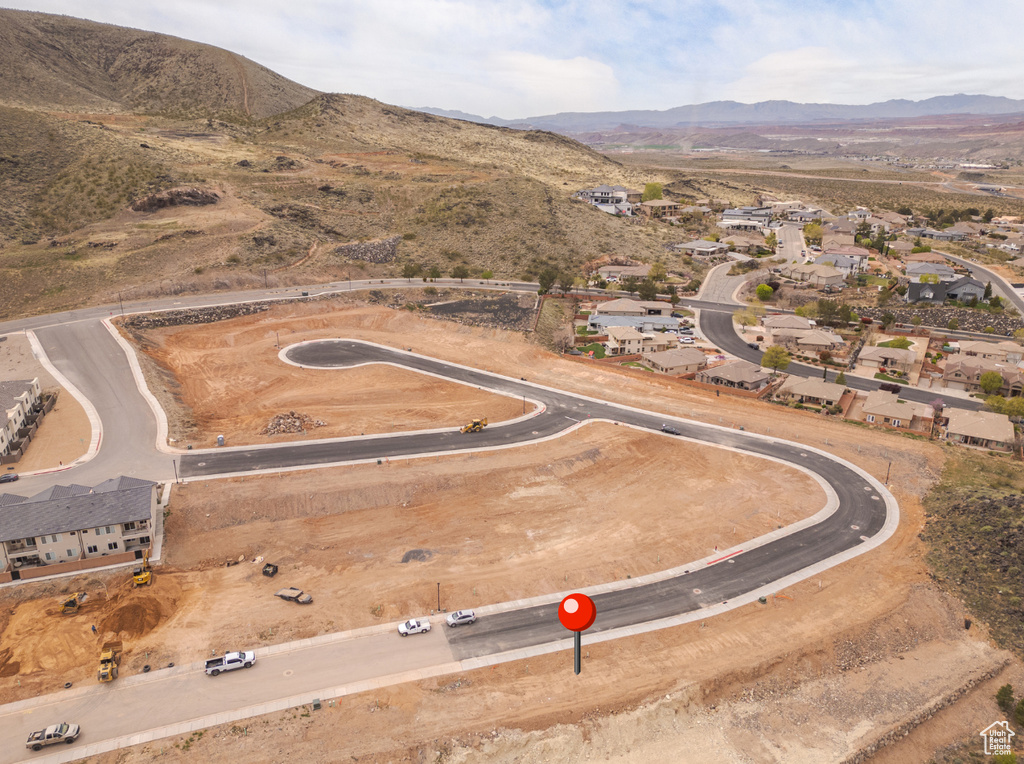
[{"x1": 415, "y1": 95, "x2": 1024, "y2": 132}]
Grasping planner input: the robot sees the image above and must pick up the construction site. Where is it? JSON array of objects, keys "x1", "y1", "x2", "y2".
[{"x1": 0, "y1": 295, "x2": 1018, "y2": 762}]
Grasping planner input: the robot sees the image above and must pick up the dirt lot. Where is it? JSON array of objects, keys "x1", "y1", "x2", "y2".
[{"x1": 5, "y1": 298, "x2": 1016, "y2": 762}]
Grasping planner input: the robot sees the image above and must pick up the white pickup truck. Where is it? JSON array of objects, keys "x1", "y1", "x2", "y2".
[
  {"x1": 26, "y1": 722, "x2": 80, "y2": 750},
  {"x1": 205, "y1": 651, "x2": 256, "y2": 676}
]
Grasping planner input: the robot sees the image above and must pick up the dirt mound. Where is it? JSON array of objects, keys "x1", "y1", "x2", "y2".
[
  {"x1": 99, "y1": 597, "x2": 163, "y2": 639},
  {"x1": 0, "y1": 648, "x2": 19, "y2": 678}
]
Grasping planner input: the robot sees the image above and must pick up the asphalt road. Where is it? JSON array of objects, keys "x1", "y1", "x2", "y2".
[{"x1": 937, "y1": 250, "x2": 1024, "y2": 314}]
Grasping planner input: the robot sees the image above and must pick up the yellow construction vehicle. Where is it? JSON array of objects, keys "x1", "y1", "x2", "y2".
[
  {"x1": 97, "y1": 641, "x2": 122, "y2": 682},
  {"x1": 132, "y1": 551, "x2": 152, "y2": 587},
  {"x1": 460, "y1": 418, "x2": 488, "y2": 434},
  {"x1": 60, "y1": 592, "x2": 87, "y2": 615}
]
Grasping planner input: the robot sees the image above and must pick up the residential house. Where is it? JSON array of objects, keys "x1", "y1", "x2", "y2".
[
  {"x1": 822, "y1": 232, "x2": 855, "y2": 249},
  {"x1": 814, "y1": 253, "x2": 861, "y2": 275},
  {"x1": 778, "y1": 263, "x2": 845, "y2": 288},
  {"x1": 679, "y1": 205, "x2": 713, "y2": 216},
  {"x1": 639, "y1": 332, "x2": 676, "y2": 354},
  {"x1": 574, "y1": 185, "x2": 642, "y2": 206},
  {"x1": 722, "y1": 207, "x2": 772, "y2": 226},
  {"x1": 944, "y1": 409, "x2": 1016, "y2": 451},
  {"x1": 763, "y1": 315, "x2": 813, "y2": 332},
  {"x1": 943, "y1": 356, "x2": 1024, "y2": 397},
  {"x1": 944, "y1": 276, "x2": 987, "y2": 302},
  {"x1": 948, "y1": 221, "x2": 986, "y2": 238},
  {"x1": 0, "y1": 476, "x2": 156, "y2": 576},
  {"x1": 695, "y1": 360, "x2": 771, "y2": 391},
  {"x1": 643, "y1": 347, "x2": 707, "y2": 375},
  {"x1": 906, "y1": 281, "x2": 949, "y2": 304},
  {"x1": 958, "y1": 340, "x2": 1024, "y2": 365},
  {"x1": 875, "y1": 211, "x2": 909, "y2": 231},
  {"x1": 777, "y1": 377, "x2": 847, "y2": 407},
  {"x1": 919, "y1": 227, "x2": 966, "y2": 242},
  {"x1": 596, "y1": 264, "x2": 652, "y2": 282},
  {"x1": 858, "y1": 346, "x2": 917, "y2": 373},
  {"x1": 888, "y1": 240, "x2": 915, "y2": 256},
  {"x1": 676, "y1": 240, "x2": 730, "y2": 257},
  {"x1": 771, "y1": 329, "x2": 843, "y2": 354},
  {"x1": 789, "y1": 208, "x2": 826, "y2": 223},
  {"x1": 825, "y1": 219, "x2": 858, "y2": 237},
  {"x1": 594, "y1": 298, "x2": 672, "y2": 317},
  {"x1": 588, "y1": 314, "x2": 679, "y2": 334},
  {"x1": 1, "y1": 378, "x2": 42, "y2": 463},
  {"x1": 603, "y1": 326, "x2": 645, "y2": 356},
  {"x1": 638, "y1": 199, "x2": 681, "y2": 219},
  {"x1": 906, "y1": 262, "x2": 957, "y2": 282},
  {"x1": 859, "y1": 390, "x2": 933, "y2": 432},
  {"x1": 723, "y1": 233, "x2": 765, "y2": 254}
]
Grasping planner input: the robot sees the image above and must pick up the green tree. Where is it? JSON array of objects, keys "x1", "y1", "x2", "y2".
[
  {"x1": 1016, "y1": 697, "x2": 1024, "y2": 729},
  {"x1": 756, "y1": 283, "x2": 774, "y2": 301},
  {"x1": 855, "y1": 221, "x2": 872, "y2": 240},
  {"x1": 637, "y1": 279, "x2": 659, "y2": 301},
  {"x1": 402, "y1": 262, "x2": 422, "y2": 281},
  {"x1": 980, "y1": 370, "x2": 1004, "y2": 395},
  {"x1": 990, "y1": 296, "x2": 1003, "y2": 309},
  {"x1": 537, "y1": 267, "x2": 558, "y2": 294},
  {"x1": 997, "y1": 684, "x2": 1016, "y2": 716},
  {"x1": 761, "y1": 345, "x2": 790, "y2": 374},
  {"x1": 1014, "y1": 328, "x2": 1024, "y2": 340},
  {"x1": 733, "y1": 308, "x2": 757, "y2": 328},
  {"x1": 839, "y1": 304, "x2": 854, "y2": 326},
  {"x1": 836, "y1": 371, "x2": 847, "y2": 385},
  {"x1": 911, "y1": 315, "x2": 922, "y2": 328},
  {"x1": 641, "y1": 182, "x2": 663, "y2": 201},
  {"x1": 451, "y1": 265, "x2": 470, "y2": 282},
  {"x1": 947, "y1": 317, "x2": 958, "y2": 330},
  {"x1": 877, "y1": 288, "x2": 893, "y2": 307},
  {"x1": 985, "y1": 281, "x2": 993, "y2": 300},
  {"x1": 802, "y1": 222, "x2": 823, "y2": 245},
  {"x1": 765, "y1": 232, "x2": 778, "y2": 251},
  {"x1": 622, "y1": 275, "x2": 641, "y2": 295},
  {"x1": 428, "y1": 265, "x2": 441, "y2": 280},
  {"x1": 557, "y1": 272, "x2": 575, "y2": 295},
  {"x1": 817, "y1": 299, "x2": 840, "y2": 326},
  {"x1": 649, "y1": 261, "x2": 668, "y2": 283},
  {"x1": 481, "y1": 269, "x2": 493, "y2": 280},
  {"x1": 983, "y1": 208, "x2": 996, "y2": 223},
  {"x1": 667, "y1": 284, "x2": 680, "y2": 306},
  {"x1": 897, "y1": 206, "x2": 913, "y2": 216},
  {"x1": 880, "y1": 312, "x2": 896, "y2": 329}
]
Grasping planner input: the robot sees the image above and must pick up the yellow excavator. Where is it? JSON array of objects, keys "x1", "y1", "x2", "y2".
[
  {"x1": 60, "y1": 592, "x2": 87, "y2": 615},
  {"x1": 97, "y1": 641, "x2": 122, "y2": 682},
  {"x1": 460, "y1": 418, "x2": 488, "y2": 434},
  {"x1": 132, "y1": 551, "x2": 152, "y2": 587}
]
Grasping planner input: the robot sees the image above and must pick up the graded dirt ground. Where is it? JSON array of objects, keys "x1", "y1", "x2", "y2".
[
  {"x1": 0, "y1": 421, "x2": 819, "y2": 704},
  {"x1": 134, "y1": 314, "x2": 530, "y2": 446},
  {"x1": 7, "y1": 300, "x2": 1017, "y2": 763}
]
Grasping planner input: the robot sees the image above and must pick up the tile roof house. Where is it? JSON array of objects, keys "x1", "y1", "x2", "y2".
[
  {"x1": 770, "y1": 329, "x2": 843, "y2": 353},
  {"x1": 596, "y1": 264, "x2": 652, "y2": 281},
  {"x1": 677, "y1": 240, "x2": 730, "y2": 257},
  {"x1": 0, "y1": 476, "x2": 156, "y2": 577},
  {"x1": 858, "y1": 346, "x2": 917, "y2": 373},
  {"x1": 594, "y1": 298, "x2": 672, "y2": 316},
  {"x1": 944, "y1": 276, "x2": 987, "y2": 303},
  {"x1": 778, "y1": 263, "x2": 845, "y2": 288},
  {"x1": 860, "y1": 390, "x2": 933, "y2": 432},
  {"x1": 958, "y1": 340, "x2": 1024, "y2": 364},
  {"x1": 902, "y1": 250, "x2": 947, "y2": 264},
  {"x1": 906, "y1": 262, "x2": 957, "y2": 282},
  {"x1": 763, "y1": 315, "x2": 812, "y2": 331},
  {"x1": 603, "y1": 326, "x2": 645, "y2": 356},
  {"x1": 638, "y1": 199, "x2": 681, "y2": 219},
  {"x1": 643, "y1": 347, "x2": 708, "y2": 375},
  {"x1": 942, "y1": 357, "x2": 1024, "y2": 397},
  {"x1": 695, "y1": 360, "x2": 771, "y2": 391},
  {"x1": 814, "y1": 253, "x2": 862, "y2": 275},
  {"x1": 777, "y1": 377, "x2": 847, "y2": 406},
  {"x1": 906, "y1": 281, "x2": 948, "y2": 304},
  {"x1": 944, "y1": 409, "x2": 1015, "y2": 451},
  {"x1": 588, "y1": 314, "x2": 679, "y2": 333}
]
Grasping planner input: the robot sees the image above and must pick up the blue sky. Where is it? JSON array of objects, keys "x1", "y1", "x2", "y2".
[{"x1": 8, "y1": 1, "x2": 1024, "y2": 118}]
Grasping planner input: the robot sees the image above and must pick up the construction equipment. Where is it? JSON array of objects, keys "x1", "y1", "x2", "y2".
[
  {"x1": 97, "y1": 641, "x2": 122, "y2": 682},
  {"x1": 460, "y1": 417, "x2": 488, "y2": 434},
  {"x1": 60, "y1": 592, "x2": 87, "y2": 615},
  {"x1": 132, "y1": 550, "x2": 152, "y2": 587}
]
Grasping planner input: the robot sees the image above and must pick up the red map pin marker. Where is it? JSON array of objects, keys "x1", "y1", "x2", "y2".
[{"x1": 558, "y1": 594, "x2": 596, "y2": 675}]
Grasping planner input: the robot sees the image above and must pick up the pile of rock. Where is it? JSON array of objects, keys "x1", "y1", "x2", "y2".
[
  {"x1": 130, "y1": 187, "x2": 219, "y2": 212},
  {"x1": 333, "y1": 236, "x2": 400, "y2": 263},
  {"x1": 121, "y1": 303, "x2": 268, "y2": 329},
  {"x1": 262, "y1": 411, "x2": 326, "y2": 435}
]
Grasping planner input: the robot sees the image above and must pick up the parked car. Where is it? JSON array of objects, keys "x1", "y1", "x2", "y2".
[
  {"x1": 398, "y1": 618, "x2": 431, "y2": 636},
  {"x1": 747, "y1": 343, "x2": 759, "y2": 349},
  {"x1": 679, "y1": 337, "x2": 695, "y2": 344},
  {"x1": 26, "y1": 723, "x2": 79, "y2": 751},
  {"x1": 446, "y1": 610, "x2": 477, "y2": 627},
  {"x1": 661, "y1": 424, "x2": 681, "y2": 435},
  {"x1": 679, "y1": 328, "x2": 693, "y2": 335},
  {"x1": 0, "y1": 473, "x2": 18, "y2": 484},
  {"x1": 205, "y1": 651, "x2": 256, "y2": 676}
]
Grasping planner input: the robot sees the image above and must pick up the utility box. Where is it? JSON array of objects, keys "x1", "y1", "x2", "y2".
[
  {"x1": 262, "y1": 563, "x2": 278, "y2": 577},
  {"x1": 217, "y1": 435, "x2": 224, "y2": 446}
]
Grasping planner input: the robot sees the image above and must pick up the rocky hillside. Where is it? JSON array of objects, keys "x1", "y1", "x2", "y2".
[{"x1": 0, "y1": 9, "x2": 318, "y2": 119}]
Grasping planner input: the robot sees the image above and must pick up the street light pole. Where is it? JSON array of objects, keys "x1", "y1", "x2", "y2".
[
  {"x1": 172, "y1": 459, "x2": 179, "y2": 484},
  {"x1": 436, "y1": 582, "x2": 441, "y2": 612},
  {"x1": 118, "y1": 291, "x2": 124, "y2": 316}
]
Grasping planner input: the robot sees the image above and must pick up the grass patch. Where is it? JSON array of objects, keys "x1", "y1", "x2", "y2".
[
  {"x1": 579, "y1": 342, "x2": 607, "y2": 359},
  {"x1": 922, "y1": 450, "x2": 1024, "y2": 660},
  {"x1": 878, "y1": 337, "x2": 913, "y2": 349},
  {"x1": 575, "y1": 326, "x2": 598, "y2": 336},
  {"x1": 873, "y1": 372, "x2": 904, "y2": 382},
  {"x1": 622, "y1": 361, "x2": 654, "y2": 371}
]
